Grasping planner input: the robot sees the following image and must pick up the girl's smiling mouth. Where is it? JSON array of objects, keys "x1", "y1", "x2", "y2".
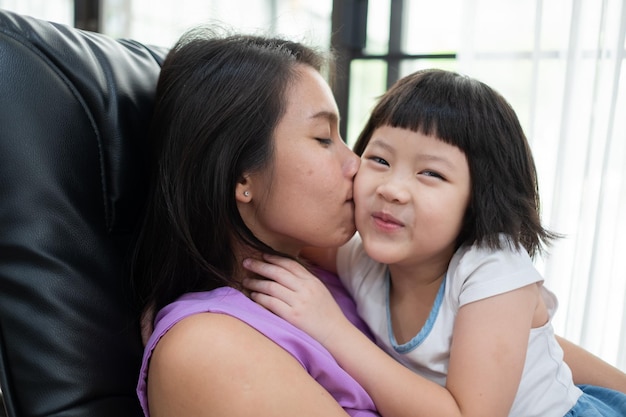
[{"x1": 371, "y1": 211, "x2": 404, "y2": 232}]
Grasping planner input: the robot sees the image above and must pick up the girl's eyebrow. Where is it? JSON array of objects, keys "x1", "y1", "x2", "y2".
[
  {"x1": 417, "y1": 154, "x2": 455, "y2": 169},
  {"x1": 369, "y1": 138, "x2": 456, "y2": 169},
  {"x1": 368, "y1": 138, "x2": 394, "y2": 153}
]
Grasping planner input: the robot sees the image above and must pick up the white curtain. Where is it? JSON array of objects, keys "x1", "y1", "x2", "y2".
[
  {"x1": 457, "y1": 0, "x2": 626, "y2": 368},
  {"x1": 0, "y1": 0, "x2": 72, "y2": 24}
]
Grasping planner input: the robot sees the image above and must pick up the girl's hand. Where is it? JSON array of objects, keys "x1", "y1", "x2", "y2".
[{"x1": 242, "y1": 254, "x2": 349, "y2": 345}]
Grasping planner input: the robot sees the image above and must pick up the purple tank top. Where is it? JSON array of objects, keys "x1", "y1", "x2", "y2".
[{"x1": 137, "y1": 269, "x2": 379, "y2": 417}]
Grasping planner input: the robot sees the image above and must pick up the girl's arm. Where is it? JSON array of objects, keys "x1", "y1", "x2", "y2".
[
  {"x1": 147, "y1": 312, "x2": 353, "y2": 417},
  {"x1": 557, "y1": 335, "x2": 626, "y2": 393},
  {"x1": 243, "y1": 254, "x2": 537, "y2": 417}
]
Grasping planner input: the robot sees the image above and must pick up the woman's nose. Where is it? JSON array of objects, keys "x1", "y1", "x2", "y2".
[{"x1": 343, "y1": 148, "x2": 360, "y2": 178}]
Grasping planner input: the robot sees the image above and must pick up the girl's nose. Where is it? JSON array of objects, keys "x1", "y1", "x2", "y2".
[{"x1": 377, "y1": 178, "x2": 410, "y2": 204}]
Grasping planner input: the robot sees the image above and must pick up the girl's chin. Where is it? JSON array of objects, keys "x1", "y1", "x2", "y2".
[{"x1": 361, "y1": 238, "x2": 401, "y2": 264}]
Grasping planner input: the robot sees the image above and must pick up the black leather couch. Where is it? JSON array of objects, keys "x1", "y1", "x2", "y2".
[{"x1": 0, "y1": 9, "x2": 167, "y2": 417}]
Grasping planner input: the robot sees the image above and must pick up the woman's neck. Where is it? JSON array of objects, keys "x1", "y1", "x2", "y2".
[{"x1": 230, "y1": 242, "x2": 302, "y2": 296}]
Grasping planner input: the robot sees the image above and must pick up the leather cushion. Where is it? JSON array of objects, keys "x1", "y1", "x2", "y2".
[{"x1": 0, "y1": 10, "x2": 166, "y2": 417}]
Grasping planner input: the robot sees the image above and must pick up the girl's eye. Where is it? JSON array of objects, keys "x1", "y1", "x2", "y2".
[
  {"x1": 420, "y1": 170, "x2": 444, "y2": 180},
  {"x1": 368, "y1": 156, "x2": 389, "y2": 166},
  {"x1": 315, "y1": 138, "x2": 332, "y2": 146}
]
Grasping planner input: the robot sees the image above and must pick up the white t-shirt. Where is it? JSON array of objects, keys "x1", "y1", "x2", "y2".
[{"x1": 337, "y1": 233, "x2": 581, "y2": 417}]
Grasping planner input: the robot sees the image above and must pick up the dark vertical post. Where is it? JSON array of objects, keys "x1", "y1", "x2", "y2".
[
  {"x1": 386, "y1": 0, "x2": 403, "y2": 89},
  {"x1": 74, "y1": 0, "x2": 100, "y2": 32},
  {"x1": 331, "y1": 0, "x2": 368, "y2": 140}
]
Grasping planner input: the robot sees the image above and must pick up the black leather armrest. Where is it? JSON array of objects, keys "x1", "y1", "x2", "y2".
[{"x1": 0, "y1": 10, "x2": 166, "y2": 417}]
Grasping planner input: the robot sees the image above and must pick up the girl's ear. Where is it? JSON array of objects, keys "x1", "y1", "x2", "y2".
[{"x1": 235, "y1": 174, "x2": 252, "y2": 203}]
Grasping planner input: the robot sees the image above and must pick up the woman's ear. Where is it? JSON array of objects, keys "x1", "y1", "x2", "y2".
[{"x1": 235, "y1": 174, "x2": 252, "y2": 203}]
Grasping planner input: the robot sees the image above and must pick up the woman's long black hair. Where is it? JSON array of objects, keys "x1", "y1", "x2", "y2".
[{"x1": 130, "y1": 27, "x2": 328, "y2": 316}]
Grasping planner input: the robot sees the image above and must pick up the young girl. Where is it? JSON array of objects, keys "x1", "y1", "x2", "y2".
[{"x1": 243, "y1": 69, "x2": 626, "y2": 416}]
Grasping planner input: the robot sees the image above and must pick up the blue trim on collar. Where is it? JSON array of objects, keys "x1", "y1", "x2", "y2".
[{"x1": 386, "y1": 269, "x2": 446, "y2": 353}]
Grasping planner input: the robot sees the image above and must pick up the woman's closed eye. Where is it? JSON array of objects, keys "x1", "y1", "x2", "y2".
[{"x1": 315, "y1": 137, "x2": 332, "y2": 146}]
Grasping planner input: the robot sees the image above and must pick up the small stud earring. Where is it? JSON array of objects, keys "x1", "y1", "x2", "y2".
[{"x1": 243, "y1": 191, "x2": 250, "y2": 197}]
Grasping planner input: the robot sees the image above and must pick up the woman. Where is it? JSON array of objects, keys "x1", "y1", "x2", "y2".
[{"x1": 131, "y1": 27, "x2": 377, "y2": 417}]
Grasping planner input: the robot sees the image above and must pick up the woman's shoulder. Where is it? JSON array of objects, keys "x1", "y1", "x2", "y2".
[
  {"x1": 151, "y1": 311, "x2": 278, "y2": 372},
  {"x1": 156, "y1": 308, "x2": 268, "y2": 349},
  {"x1": 147, "y1": 312, "x2": 351, "y2": 416}
]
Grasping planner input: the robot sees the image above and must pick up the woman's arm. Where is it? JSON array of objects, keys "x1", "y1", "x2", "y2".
[
  {"x1": 556, "y1": 335, "x2": 626, "y2": 393},
  {"x1": 147, "y1": 313, "x2": 352, "y2": 417}
]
